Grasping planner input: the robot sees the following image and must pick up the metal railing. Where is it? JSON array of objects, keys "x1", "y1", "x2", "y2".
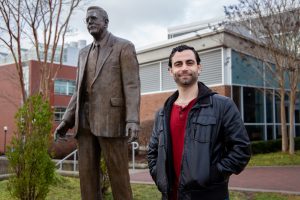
[
  {"x1": 55, "y1": 149, "x2": 78, "y2": 171},
  {"x1": 131, "y1": 142, "x2": 139, "y2": 171},
  {"x1": 55, "y1": 142, "x2": 140, "y2": 172}
]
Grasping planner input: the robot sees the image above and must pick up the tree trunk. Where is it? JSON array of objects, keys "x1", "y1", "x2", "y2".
[
  {"x1": 280, "y1": 87, "x2": 288, "y2": 152},
  {"x1": 289, "y1": 91, "x2": 295, "y2": 155},
  {"x1": 39, "y1": 62, "x2": 51, "y2": 100}
]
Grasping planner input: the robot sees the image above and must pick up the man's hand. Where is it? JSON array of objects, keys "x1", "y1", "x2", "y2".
[
  {"x1": 126, "y1": 122, "x2": 140, "y2": 143},
  {"x1": 54, "y1": 121, "x2": 69, "y2": 142}
]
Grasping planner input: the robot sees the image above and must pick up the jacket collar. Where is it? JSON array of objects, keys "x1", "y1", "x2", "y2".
[
  {"x1": 92, "y1": 31, "x2": 110, "y2": 49},
  {"x1": 163, "y1": 82, "x2": 216, "y2": 112}
]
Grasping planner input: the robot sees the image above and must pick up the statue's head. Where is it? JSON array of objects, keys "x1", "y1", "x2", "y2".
[{"x1": 86, "y1": 6, "x2": 109, "y2": 38}]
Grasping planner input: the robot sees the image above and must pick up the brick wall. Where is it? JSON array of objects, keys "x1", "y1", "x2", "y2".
[{"x1": 140, "y1": 85, "x2": 231, "y2": 122}]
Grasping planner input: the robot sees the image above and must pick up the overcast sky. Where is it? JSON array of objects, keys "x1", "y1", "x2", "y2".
[{"x1": 67, "y1": 0, "x2": 238, "y2": 49}]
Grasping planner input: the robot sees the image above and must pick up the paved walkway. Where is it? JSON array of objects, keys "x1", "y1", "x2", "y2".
[{"x1": 129, "y1": 166, "x2": 300, "y2": 195}]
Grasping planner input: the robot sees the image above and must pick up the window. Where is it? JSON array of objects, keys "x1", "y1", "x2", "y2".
[
  {"x1": 232, "y1": 86, "x2": 241, "y2": 111},
  {"x1": 266, "y1": 90, "x2": 274, "y2": 123},
  {"x1": 232, "y1": 51, "x2": 264, "y2": 87},
  {"x1": 54, "y1": 80, "x2": 76, "y2": 95},
  {"x1": 243, "y1": 87, "x2": 264, "y2": 123},
  {"x1": 199, "y1": 49, "x2": 222, "y2": 85},
  {"x1": 139, "y1": 48, "x2": 223, "y2": 94},
  {"x1": 140, "y1": 62, "x2": 160, "y2": 93},
  {"x1": 245, "y1": 125, "x2": 264, "y2": 141},
  {"x1": 295, "y1": 92, "x2": 300, "y2": 124},
  {"x1": 275, "y1": 92, "x2": 289, "y2": 123},
  {"x1": 161, "y1": 60, "x2": 176, "y2": 91},
  {"x1": 54, "y1": 107, "x2": 66, "y2": 122}
]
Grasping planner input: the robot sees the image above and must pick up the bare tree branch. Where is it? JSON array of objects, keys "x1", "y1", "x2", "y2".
[{"x1": 225, "y1": 0, "x2": 300, "y2": 154}]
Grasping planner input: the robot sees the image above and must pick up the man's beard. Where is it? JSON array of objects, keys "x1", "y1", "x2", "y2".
[{"x1": 173, "y1": 70, "x2": 198, "y2": 87}]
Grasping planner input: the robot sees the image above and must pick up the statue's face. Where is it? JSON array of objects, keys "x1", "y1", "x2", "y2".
[{"x1": 86, "y1": 9, "x2": 107, "y2": 38}]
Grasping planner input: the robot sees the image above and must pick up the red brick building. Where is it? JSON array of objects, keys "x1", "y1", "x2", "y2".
[{"x1": 0, "y1": 60, "x2": 77, "y2": 156}]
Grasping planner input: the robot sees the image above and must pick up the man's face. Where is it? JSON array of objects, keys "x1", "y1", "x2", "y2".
[
  {"x1": 86, "y1": 9, "x2": 107, "y2": 37},
  {"x1": 169, "y1": 50, "x2": 200, "y2": 87}
]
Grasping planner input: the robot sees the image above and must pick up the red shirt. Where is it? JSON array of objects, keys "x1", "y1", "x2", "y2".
[{"x1": 170, "y1": 98, "x2": 197, "y2": 199}]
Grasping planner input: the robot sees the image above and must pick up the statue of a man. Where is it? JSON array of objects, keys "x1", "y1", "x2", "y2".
[{"x1": 54, "y1": 6, "x2": 140, "y2": 200}]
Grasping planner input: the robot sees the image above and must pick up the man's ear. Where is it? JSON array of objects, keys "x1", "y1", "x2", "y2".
[
  {"x1": 168, "y1": 67, "x2": 174, "y2": 76},
  {"x1": 104, "y1": 19, "x2": 109, "y2": 28},
  {"x1": 198, "y1": 64, "x2": 202, "y2": 74}
]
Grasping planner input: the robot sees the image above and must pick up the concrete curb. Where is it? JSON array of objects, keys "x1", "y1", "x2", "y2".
[
  {"x1": 0, "y1": 174, "x2": 11, "y2": 181},
  {"x1": 56, "y1": 170, "x2": 79, "y2": 177},
  {"x1": 229, "y1": 187, "x2": 300, "y2": 195},
  {"x1": 128, "y1": 162, "x2": 148, "y2": 169}
]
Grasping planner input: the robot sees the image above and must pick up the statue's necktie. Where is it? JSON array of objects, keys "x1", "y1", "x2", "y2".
[
  {"x1": 87, "y1": 44, "x2": 99, "y2": 88},
  {"x1": 90, "y1": 44, "x2": 99, "y2": 75}
]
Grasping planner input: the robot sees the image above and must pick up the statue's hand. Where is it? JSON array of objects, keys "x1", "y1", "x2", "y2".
[
  {"x1": 126, "y1": 122, "x2": 140, "y2": 143},
  {"x1": 54, "y1": 121, "x2": 69, "y2": 142}
]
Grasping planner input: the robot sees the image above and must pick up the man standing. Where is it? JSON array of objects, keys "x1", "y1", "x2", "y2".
[
  {"x1": 147, "y1": 45, "x2": 251, "y2": 200},
  {"x1": 54, "y1": 6, "x2": 140, "y2": 200}
]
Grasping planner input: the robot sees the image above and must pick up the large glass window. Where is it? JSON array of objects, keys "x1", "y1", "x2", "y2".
[
  {"x1": 243, "y1": 87, "x2": 264, "y2": 123},
  {"x1": 295, "y1": 92, "x2": 300, "y2": 124},
  {"x1": 267, "y1": 125, "x2": 274, "y2": 140},
  {"x1": 245, "y1": 125, "x2": 264, "y2": 141},
  {"x1": 237, "y1": 86, "x2": 299, "y2": 142},
  {"x1": 232, "y1": 51, "x2": 264, "y2": 87},
  {"x1": 54, "y1": 80, "x2": 76, "y2": 96},
  {"x1": 266, "y1": 90, "x2": 274, "y2": 123},
  {"x1": 264, "y1": 63, "x2": 279, "y2": 88},
  {"x1": 232, "y1": 86, "x2": 241, "y2": 111},
  {"x1": 275, "y1": 94, "x2": 281, "y2": 123},
  {"x1": 275, "y1": 125, "x2": 289, "y2": 139},
  {"x1": 276, "y1": 126, "x2": 281, "y2": 139},
  {"x1": 296, "y1": 126, "x2": 300, "y2": 137},
  {"x1": 274, "y1": 92, "x2": 289, "y2": 123},
  {"x1": 54, "y1": 107, "x2": 66, "y2": 122}
]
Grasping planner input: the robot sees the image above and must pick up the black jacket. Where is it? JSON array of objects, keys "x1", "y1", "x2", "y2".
[{"x1": 147, "y1": 82, "x2": 251, "y2": 200}]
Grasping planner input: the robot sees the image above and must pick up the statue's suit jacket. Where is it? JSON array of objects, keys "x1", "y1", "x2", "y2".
[{"x1": 62, "y1": 32, "x2": 140, "y2": 137}]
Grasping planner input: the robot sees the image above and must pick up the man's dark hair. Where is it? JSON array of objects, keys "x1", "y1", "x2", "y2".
[
  {"x1": 168, "y1": 45, "x2": 201, "y2": 67},
  {"x1": 87, "y1": 6, "x2": 109, "y2": 23}
]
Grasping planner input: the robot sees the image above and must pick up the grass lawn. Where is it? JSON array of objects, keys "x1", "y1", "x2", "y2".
[
  {"x1": 1, "y1": 176, "x2": 300, "y2": 200},
  {"x1": 1, "y1": 151, "x2": 300, "y2": 199},
  {"x1": 249, "y1": 150, "x2": 300, "y2": 166}
]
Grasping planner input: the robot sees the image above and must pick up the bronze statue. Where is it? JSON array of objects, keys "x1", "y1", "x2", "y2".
[{"x1": 54, "y1": 6, "x2": 140, "y2": 200}]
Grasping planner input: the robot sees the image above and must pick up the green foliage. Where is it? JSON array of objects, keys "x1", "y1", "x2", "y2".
[
  {"x1": 249, "y1": 150, "x2": 300, "y2": 166},
  {"x1": 6, "y1": 94, "x2": 55, "y2": 200},
  {"x1": 252, "y1": 192, "x2": 288, "y2": 200},
  {"x1": 251, "y1": 137, "x2": 300, "y2": 154},
  {"x1": 2, "y1": 178, "x2": 300, "y2": 200},
  {"x1": 46, "y1": 176, "x2": 81, "y2": 200},
  {"x1": 137, "y1": 119, "x2": 300, "y2": 155},
  {"x1": 138, "y1": 120, "x2": 154, "y2": 147}
]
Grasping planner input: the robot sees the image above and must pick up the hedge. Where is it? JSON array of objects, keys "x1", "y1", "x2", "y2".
[
  {"x1": 137, "y1": 119, "x2": 300, "y2": 155},
  {"x1": 251, "y1": 137, "x2": 300, "y2": 154}
]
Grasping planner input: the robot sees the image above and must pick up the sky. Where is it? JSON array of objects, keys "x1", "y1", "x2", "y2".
[{"x1": 67, "y1": 0, "x2": 239, "y2": 49}]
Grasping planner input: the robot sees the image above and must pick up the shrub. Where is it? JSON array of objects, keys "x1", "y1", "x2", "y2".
[
  {"x1": 138, "y1": 120, "x2": 154, "y2": 147},
  {"x1": 6, "y1": 94, "x2": 55, "y2": 200},
  {"x1": 136, "y1": 119, "x2": 300, "y2": 156},
  {"x1": 251, "y1": 137, "x2": 300, "y2": 154}
]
